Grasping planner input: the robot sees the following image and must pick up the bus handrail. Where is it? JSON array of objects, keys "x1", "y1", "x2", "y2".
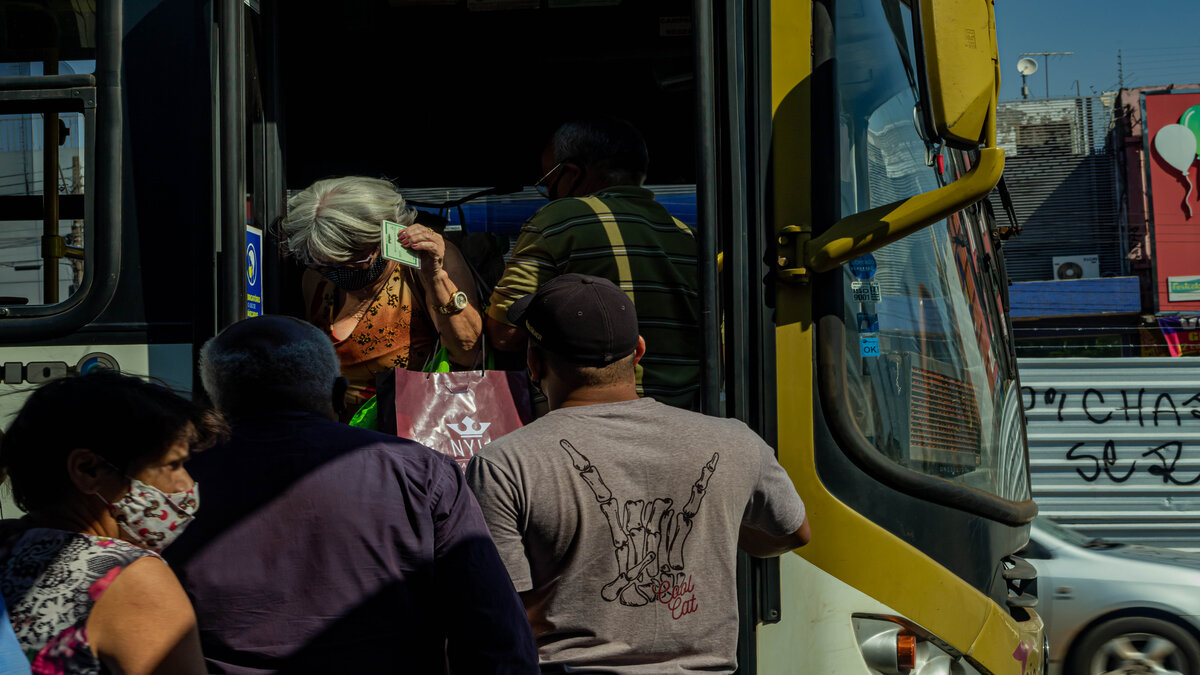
[
  {"x1": 804, "y1": 146, "x2": 1005, "y2": 274},
  {"x1": 0, "y1": 74, "x2": 96, "y2": 91}
]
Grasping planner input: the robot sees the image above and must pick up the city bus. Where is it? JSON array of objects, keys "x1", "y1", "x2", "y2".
[{"x1": 0, "y1": 0, "x2": 1044, "y2": 672}]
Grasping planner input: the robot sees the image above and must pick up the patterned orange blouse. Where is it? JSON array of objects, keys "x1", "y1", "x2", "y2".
[{"x1": 302, "y1": 262, "x2": 438, "y2": 418}]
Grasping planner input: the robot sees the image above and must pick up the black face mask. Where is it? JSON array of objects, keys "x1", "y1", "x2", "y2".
[{"x1": 318, "y1": 255, "x2": 388, "y2": 291}]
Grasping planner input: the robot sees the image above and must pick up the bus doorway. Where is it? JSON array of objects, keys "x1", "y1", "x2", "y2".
[{"x1": 264, "y1": 1, "x2": 770, "y2": 666}]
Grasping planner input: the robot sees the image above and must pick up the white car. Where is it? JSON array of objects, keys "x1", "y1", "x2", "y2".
[{"x1": 1024, "y1": 516, "x2": 1200, "y2": 675}]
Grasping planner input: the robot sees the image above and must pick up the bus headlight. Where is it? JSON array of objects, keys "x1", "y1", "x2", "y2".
[{"x1": 854, "y1": 615, "x2": 985, "y2": 675}]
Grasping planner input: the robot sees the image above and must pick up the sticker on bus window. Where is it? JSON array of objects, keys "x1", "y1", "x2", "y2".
[
  {"x1": 246, "y1": 226, "x2": 263, "y2": 318},
  {"x1": 848, "y1": 253, "x2": 877, "y2": 280},
  {"x1": 851, "y1": 279, "x2": 882, "y2": 304},
  {"x1": 856, "y1": 312, "x2": 879, "y2": 333},
  {"x1": 860, "y1": 337, "x2": 880, "y2": 358}
]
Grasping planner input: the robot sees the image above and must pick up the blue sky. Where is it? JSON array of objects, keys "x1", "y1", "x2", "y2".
[{"x1": 995, "y1": 0, "x2": 1200, "y2": 101}]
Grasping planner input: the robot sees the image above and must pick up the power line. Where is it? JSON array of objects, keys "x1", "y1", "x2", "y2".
[
  {"x1": 1118, "y1": 65, "x2": 1200, "y2": 74},
  {"x1": 1123, "y1": 45, "x2": 1200, "y2": 53},
  {"x1": 1123, "y1": 58, "x2": 1200, "y2": 68}
]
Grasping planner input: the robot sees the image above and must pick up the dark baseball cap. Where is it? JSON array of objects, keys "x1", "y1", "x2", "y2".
[{"x1": 507, "y1": 274, "x2": 639, "y2": 366}]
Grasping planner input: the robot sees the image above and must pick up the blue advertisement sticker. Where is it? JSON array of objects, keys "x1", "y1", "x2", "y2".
[
  {"x1": 860, "y1": 336, "x2": 880, "y2": 358},
  {"x1": 246, "y1": 226, "x2": 263, "y2": 317}
]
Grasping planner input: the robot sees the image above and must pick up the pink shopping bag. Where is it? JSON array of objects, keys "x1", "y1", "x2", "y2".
[{"x1": 393, "y1": 368, "x2": 532, "y2": 470}]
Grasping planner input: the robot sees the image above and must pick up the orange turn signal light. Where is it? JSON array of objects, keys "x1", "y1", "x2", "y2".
[{"x1": 897, "y1": 632, "x2": 917, "y2": 672}]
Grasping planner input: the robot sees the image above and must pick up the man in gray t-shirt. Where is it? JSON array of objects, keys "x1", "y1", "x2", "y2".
[{"x1": 466, "y1": 274, "x2": 810, "y2": 673}]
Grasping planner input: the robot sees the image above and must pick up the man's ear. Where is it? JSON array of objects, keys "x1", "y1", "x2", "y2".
[
  {"x1": 632, "y1": 336, "x2": 647, "y2": 366},
  {"x1": 560, "y1": 162, "x2": 585, "y2": 198},
  {"x1": 66, "y1": 448, "x2": 112, "y2": 496},
  {"x1": 526, "y1": 346, "x2": 544, "y2": 385},
  {"x1": 332, "y1": 376, "x2": 350, "y2": 418}
]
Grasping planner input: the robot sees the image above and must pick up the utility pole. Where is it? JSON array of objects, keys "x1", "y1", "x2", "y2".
[
  {"x1": 1021, "y1": 51, "x2": 1075, "y2": 98},
  {"x1": 70, "y1": 155, "x2": 83, "y2": 293}
]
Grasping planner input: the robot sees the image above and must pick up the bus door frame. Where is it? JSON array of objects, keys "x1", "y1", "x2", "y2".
[
  {"x1": 696, "y1": 0, "x2": 783, "y2": 670},
  {"x1": 215, "y1": 0, "x2": 246, "y2": 331},
  {"x1": 249, "y1": 2, "x2": 287, "y2": 317},
  {"x1": 214, "y1": 0, "x2": 286, "y2": 331}
]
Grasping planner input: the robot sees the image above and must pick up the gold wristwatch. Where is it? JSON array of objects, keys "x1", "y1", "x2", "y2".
[{"x1": 435, "y1": 291, "x2": 469, "y2": 315}]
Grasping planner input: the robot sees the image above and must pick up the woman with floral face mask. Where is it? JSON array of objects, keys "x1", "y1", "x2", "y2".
[
  {"x1": 281, "y1": 176, "x2": 483, "y2": 421},
  {"x1": 0, "y1": 371, "x2": 225, "y2": 675}
]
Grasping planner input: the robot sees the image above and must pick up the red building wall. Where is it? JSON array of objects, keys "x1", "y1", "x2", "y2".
[{"x1": 1145, "y1": 91, "x2": 1200, "y2": 312}]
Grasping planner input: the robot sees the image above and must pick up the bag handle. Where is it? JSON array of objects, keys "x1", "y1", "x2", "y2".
[{"x1": 424, "y1": 333, "x2": 495, "y2": 376}]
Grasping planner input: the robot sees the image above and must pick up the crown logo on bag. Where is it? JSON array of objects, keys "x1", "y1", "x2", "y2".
[{"x1": 447, "y1": 416, "x2": 491, "y2": 439}]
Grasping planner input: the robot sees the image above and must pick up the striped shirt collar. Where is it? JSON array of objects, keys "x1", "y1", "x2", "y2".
[{"x1": 587, "y1": 185, "x2": 654, "y2": 200}]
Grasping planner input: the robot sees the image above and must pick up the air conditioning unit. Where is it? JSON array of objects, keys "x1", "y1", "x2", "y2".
[{"x1": 1052, "y1": 255, "x2": 1099, "y2": 281}]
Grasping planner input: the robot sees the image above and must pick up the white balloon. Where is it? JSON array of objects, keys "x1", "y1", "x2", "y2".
[{"x1": 1155, "y1": 123, "x2": 1198, "y2": 175}]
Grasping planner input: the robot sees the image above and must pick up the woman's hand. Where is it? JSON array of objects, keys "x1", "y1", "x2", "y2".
[{"x1": 396, "y1": 224, "x2": 445, "y2": 275}]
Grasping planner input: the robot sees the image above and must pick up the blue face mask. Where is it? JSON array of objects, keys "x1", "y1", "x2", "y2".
[{"x1": 319, "y1": 254, "x2": 388, "y2": 291}]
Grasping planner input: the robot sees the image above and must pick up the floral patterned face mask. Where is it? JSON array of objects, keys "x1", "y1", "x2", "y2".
[{"x1": 98, "y1": 476, "x2": 199, "y2": 553}]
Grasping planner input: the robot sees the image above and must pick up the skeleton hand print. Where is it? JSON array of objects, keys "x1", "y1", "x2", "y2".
[{"x1": 559, "y1": 439, "x2": 720, "y2": 609}]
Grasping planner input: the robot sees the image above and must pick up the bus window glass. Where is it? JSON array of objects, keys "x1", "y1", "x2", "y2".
[
  {"x1": 833, "y1": 0, "x2": 1029, "y2": 502},
  {"x1": 0, "y1": 0, "x2": 96, "y2": 308},
  {"x1": 0, "y1": 110, "x2": 88, "y2": 306}
]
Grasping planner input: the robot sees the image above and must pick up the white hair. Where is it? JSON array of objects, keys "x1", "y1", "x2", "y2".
[
  {"x1": 199, "y1": 319, "x2": 342, "y2": 416},
  {"x1": 281, "y1": 176, "x2": 417, "y2": 264}
]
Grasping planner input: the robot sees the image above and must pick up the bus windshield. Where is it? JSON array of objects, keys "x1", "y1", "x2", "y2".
[{"x1": 834, "y1": 0, "x2": 1029, "y2": 503}]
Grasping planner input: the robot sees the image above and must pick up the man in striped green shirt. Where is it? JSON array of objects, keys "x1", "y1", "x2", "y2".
[{"x1": 487, "y1": 118, "x2": 700, "y2": 409}]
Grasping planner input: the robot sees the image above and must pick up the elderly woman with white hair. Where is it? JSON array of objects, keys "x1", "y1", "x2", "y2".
[{"x1": 281, "y1": 176, "x2": 482, "y2": 418}]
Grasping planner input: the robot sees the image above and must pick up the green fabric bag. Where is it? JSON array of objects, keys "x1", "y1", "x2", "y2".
[
  {"x1": 348, "y1": 394, "x2": 378, "y2": 429},
  {"x1": 425, "y1": 344, "x2": 453, "y2": 373}
]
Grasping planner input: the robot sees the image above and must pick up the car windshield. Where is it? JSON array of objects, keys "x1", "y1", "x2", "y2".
[{"x1": 834, "y1": 0, "x2": 1028, "y2": 502}]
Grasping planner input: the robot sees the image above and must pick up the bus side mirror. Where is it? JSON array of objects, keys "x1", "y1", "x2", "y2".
[{"x1": 915, "y1": 0, "x2": 999, "y2": 149}]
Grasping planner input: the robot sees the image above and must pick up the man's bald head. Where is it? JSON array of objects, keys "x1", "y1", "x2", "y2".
[{"x1": 200, "y1": 316, "x2": 342, "y2": 418}]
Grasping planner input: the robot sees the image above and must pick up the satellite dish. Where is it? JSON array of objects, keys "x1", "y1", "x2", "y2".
[{"x1": 1017, "y1": 57, "x2": 1039, "y2": 76}]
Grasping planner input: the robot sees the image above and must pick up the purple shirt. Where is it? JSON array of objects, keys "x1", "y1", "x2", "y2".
[{"x1": 165, "y1": 411, "x2": 537, "y2": 674}]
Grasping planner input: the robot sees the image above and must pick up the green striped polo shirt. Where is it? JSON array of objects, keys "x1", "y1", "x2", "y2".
[{"x1": 488, "y1": 186, "x2": 700, "y2": 410}]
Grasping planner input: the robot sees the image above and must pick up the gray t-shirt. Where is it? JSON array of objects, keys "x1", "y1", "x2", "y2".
[{"x1": 466, "y1": 397, "x2": 806, "y2": 673}]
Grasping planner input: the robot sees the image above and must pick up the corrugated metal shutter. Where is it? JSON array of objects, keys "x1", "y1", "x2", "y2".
[
  {"x1": 1020, "y1": 358, "x2": 1200, "y2": 550},
  {"x1": 991, "y1": 97, "x2": 1122, "y2": 282}
]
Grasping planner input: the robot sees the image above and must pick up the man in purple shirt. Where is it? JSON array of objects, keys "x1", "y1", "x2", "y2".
[{"x1": 164, "y1": 316, "x2": 537, "y2": 674}]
